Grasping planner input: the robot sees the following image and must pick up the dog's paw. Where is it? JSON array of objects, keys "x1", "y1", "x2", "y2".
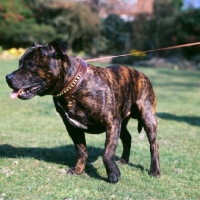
[
  {"x1": 67, "y1": 167, "x2": 83, "y2": 175},
  {"x1": 149, "y1": 169, "x2": 161, "y2": 178},
  {"x1": 108, "y1": 171, "x2": 121, "y2": 183}
]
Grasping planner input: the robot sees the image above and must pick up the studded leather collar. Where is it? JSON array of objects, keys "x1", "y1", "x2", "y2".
[{"x1": 54, "y1": 58, "x2": 87, "y2": 98}]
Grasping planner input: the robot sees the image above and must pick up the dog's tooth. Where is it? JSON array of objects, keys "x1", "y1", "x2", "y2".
[{"x1": 19, "y1": 90, "x2": 23, "y2": 95}]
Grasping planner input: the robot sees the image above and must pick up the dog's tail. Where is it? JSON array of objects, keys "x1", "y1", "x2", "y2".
[{"x1": 137, "y1": 119, "x2": 143, "y2": 133}]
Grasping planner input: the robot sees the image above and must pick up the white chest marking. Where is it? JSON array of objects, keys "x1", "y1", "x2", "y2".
[{"x1": 57, "y1": 102, "x2": 87, "y2": 129}]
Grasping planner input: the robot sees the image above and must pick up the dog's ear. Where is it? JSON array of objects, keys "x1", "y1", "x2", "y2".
[
  {"x1": 47, "y1": 41, "x2": 69, "y2": 55},
  {"x1": 32, "y1": 43, "x2": 44, "y2": 49},
  {"x1": 32, "y1": 43, "x2": 38, "y2": 47}
]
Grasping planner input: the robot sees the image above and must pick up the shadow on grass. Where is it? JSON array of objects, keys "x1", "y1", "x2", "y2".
[
  {"x1": 157, "y1": 112, "x2": 200, "y2": 127},
  {"x1": 0, "y1": 144, "x2": 146, "y2": 181},
  {"x1": 0, "y1": 144, "x2": 102, "y2": 180}
]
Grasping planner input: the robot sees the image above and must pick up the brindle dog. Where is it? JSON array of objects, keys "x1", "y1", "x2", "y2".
[{"x1": 5, "y1": 41, "x2": 160, "y2": 183}]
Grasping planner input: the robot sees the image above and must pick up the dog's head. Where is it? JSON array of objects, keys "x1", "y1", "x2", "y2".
[{"x1": 6, "y1": 41, "x2": 69, "y2": 100}]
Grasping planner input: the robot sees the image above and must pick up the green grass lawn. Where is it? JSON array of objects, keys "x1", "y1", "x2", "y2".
[{"x1": 0, "y1": 60, "x2": 200, "y2": 200}]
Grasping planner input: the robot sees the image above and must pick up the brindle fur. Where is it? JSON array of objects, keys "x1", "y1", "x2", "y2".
[{"x1": 6, "y1": 41, "x2": 160, "y2": 183}]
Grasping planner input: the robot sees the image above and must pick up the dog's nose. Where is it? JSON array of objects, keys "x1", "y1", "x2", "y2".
[{"x1": 6, "y1": 74, "x2": 13, "y2": 82}]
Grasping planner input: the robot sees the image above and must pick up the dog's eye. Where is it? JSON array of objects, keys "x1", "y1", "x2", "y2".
[
  {"x1": 25, "y1": 60, "x2": 36, "y2": 68},
  {"x1": 28, "y1": 61, "x2": 35, "y2": 67}
]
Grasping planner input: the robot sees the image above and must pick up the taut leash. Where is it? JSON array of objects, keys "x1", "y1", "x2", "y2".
[{"x1": 85, "y1": 42, "x2": 200, "y2": 62}]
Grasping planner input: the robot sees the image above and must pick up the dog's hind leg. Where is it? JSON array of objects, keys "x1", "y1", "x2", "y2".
[
  {"x1": 136, "y1": 99, "x2": 161, "y2": 177},
  {"x1": 118, "y1": 117, "x2": 132, "y2": 164}
]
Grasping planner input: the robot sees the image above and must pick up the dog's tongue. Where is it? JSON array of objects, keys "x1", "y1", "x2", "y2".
[{"x1": 10, "y1": 89, "x2": 20, "y2": 99}]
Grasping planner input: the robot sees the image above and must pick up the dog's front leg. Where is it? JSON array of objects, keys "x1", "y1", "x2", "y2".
[
  {"x1": 103, "y1": 119, "x2": 121, "y2": 183},
  {"x1": 67, "y1": 128, "x2": 88, "y2": 175}
]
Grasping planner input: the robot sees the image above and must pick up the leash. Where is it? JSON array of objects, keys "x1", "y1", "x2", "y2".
[{"x1": 85, "y1": 42, "x2": 200, "y2": 62}]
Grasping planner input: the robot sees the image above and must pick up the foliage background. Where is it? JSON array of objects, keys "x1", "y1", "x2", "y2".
[{"x1": 0, "y1": 0, "x2": 200, "y2": 62}]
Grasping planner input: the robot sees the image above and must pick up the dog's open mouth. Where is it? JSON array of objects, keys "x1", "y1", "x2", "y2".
[{"x1": 10, "y1": 85, "x2": 42, "y2": 100}]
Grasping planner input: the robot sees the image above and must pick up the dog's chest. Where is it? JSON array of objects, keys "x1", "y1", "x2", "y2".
[{"x1": 56, "y1": 100, "x2": 88, "y2": 129}]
